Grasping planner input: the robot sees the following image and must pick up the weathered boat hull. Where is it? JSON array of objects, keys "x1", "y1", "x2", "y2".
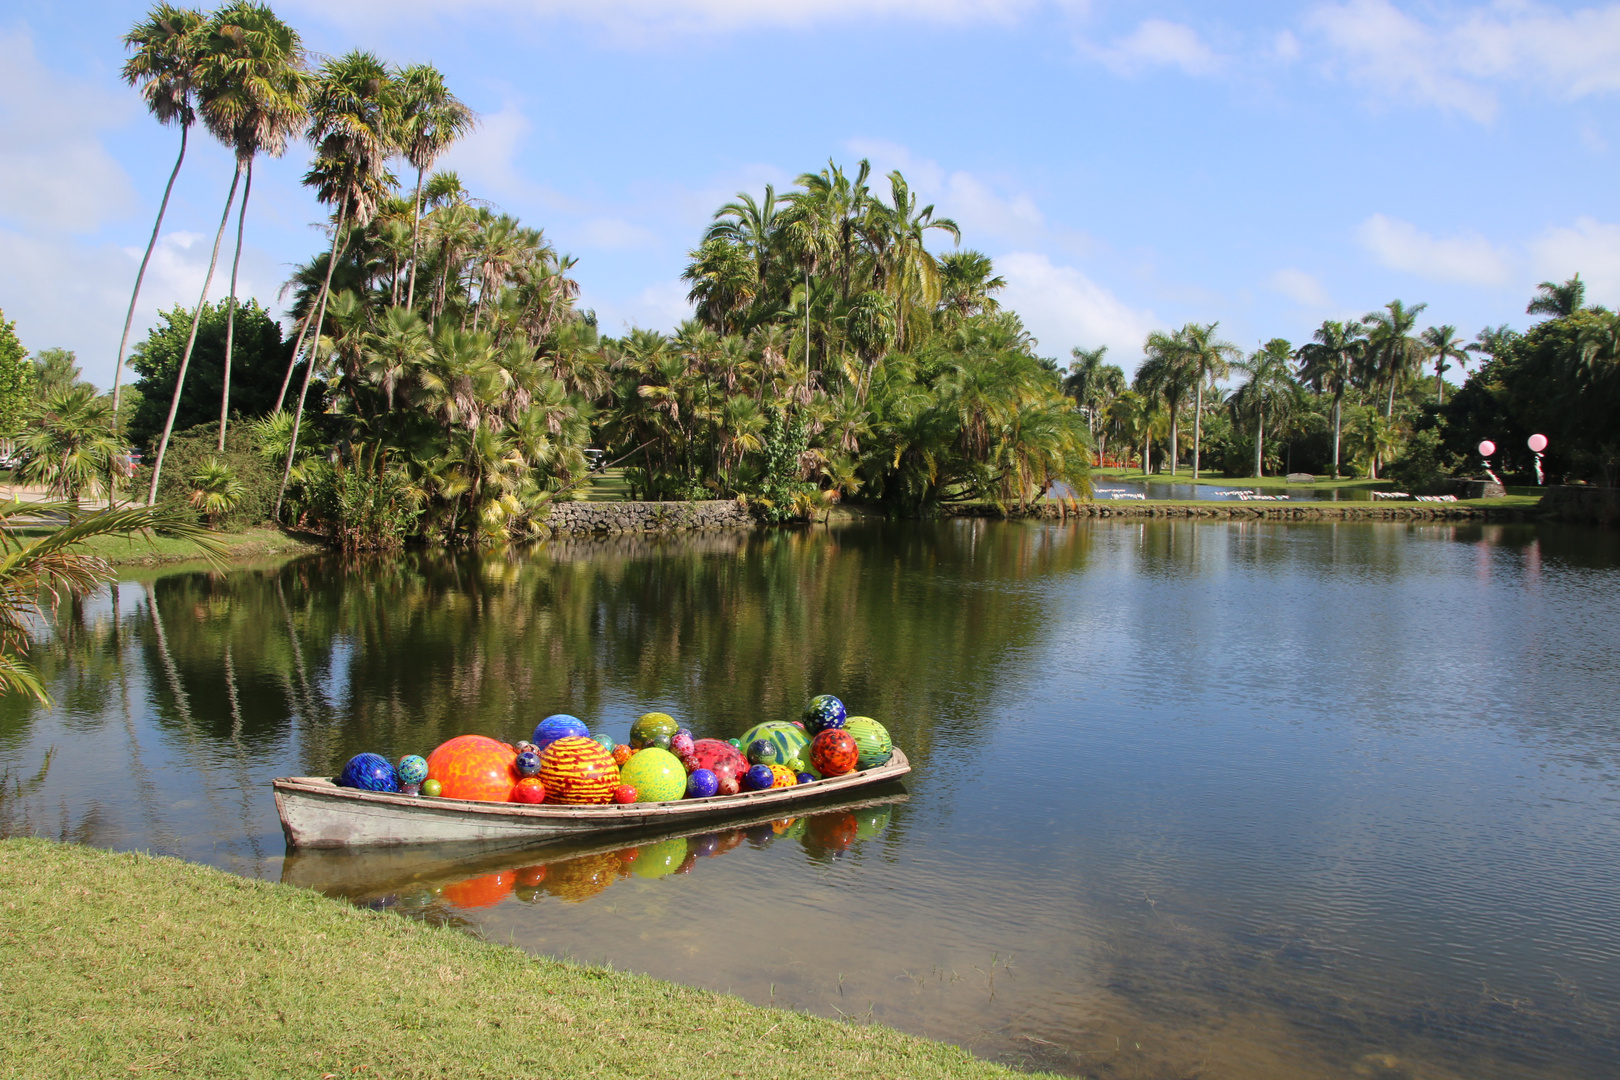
[{"x1": 274, "y1": 747, "x2": 910, "y2": 849}]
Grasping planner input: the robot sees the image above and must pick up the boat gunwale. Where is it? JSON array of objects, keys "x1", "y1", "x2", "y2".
[{"x1": 273, "y1": 747, "x2": 910, "y2": 824}]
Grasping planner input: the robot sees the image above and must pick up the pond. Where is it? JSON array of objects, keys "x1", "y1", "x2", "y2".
[{"x1": 4, "y1": 519, "x2": 1619, "y2": 1080}]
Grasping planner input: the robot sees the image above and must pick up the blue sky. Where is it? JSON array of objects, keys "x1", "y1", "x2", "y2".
[{"x1": 3, "y1": 0, "x2": 1618, "y2": 390}]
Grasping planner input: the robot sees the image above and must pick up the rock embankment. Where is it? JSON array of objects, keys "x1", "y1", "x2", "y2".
[
  {"x1": 1536, "y1": 485, "x2": 1620, "y2": 526},
  {"x1": 953, "y1": 501, "x2": 1531, "y2": 522},
  {"x1": 545, "y1": 499, "x2": 753, "y2": 536}
]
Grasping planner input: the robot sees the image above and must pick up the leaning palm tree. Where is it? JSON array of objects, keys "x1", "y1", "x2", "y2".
[
  {"x1": 1180, "y1": 322, "x2": 1239, "y2": 479},
  {"x1": 275, "y1": 51, "x2": 400, "y2": 520},
  {"x1": 196, "y1": 1, "x2": 309, "y2": 453},
  {"x1": 395, "y1": 63, "x2": 475, "y2": 312},
  {"x1": 1420, "y1": 324, "x2": 1469, "y2": 405},
  {"x1": 0, "y1": 502, "x2": 224, "y2": 703},
  {"x1": 114, "y1": 5, "x2": 206, "y2": 439}
]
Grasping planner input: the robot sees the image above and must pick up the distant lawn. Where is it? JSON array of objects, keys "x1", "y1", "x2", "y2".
[
  {"x1": 8, "y1": 523, "x2": 324, "y2": 567},
  {"x1": 581, "y1": 466, "x2": 635, "y2": 502},
  {"x1": 0, "y1": 838, "x2": 1048, "y2": 1080},
  {"x1": 1090, "y1": 468, "x2": 1391, "y2": 490}
]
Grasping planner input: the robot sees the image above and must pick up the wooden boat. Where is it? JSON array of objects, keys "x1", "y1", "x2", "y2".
[
  {"x1": 280, "y1": 788, "x2": 910, "y2": 896},
  {"x1": 274, "y1": 747, "x2": 910, "y2": 849}
]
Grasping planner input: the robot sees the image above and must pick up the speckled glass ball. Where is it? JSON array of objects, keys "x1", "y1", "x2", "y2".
[
  {"x1": 802, "y1": 695, "x2": 848, "y2": 735},
  {"x1": 515, "y1": 751, "x2": 542, "y2": 777},
  {"x1": 395, "y1": 754, "x2": 428, "y2": 786},
  {"x1": 612, "y1": 744, "x2": 634, "y2": 767},
  {"x1": 747, "y1": 739, "x2": 778, "y2": 766},
  {"x1": 670, "y1": 730, "x2": 695, "y2": 757},
  {"x1": 743, "y1": 764, "x2": 775, "y2": 792}
]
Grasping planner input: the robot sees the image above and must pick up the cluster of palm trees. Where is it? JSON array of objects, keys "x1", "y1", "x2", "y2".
[
  {"x1": 1062, "y1": 297, "x2": 1521, "y2": 480},
  {"x1": 116, "y1": 2, "x2": 475, "y2": 525}
]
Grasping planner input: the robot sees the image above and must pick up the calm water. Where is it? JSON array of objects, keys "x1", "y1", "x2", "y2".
[{"x1": 4, "y1": 520, "x2": 1620, "y2": 1080}]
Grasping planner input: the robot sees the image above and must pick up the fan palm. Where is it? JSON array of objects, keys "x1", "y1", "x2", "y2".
[
  {"x1": 186, "y1": 457, "x2": 245, "y2": 528},
  {"x1": 395, "y1": 64, "x2": 475, "y2": 312},
  {"x1": 275, "y1": 51, "x2": 400, "y2": 519},
  {"x1": 1420, "y1": 324, "x2": 1469, "y2": 405},
  {"x1": 19, "y1": 387, "x2": 121, "y2": 508},
  {"x1": 114, "y1": 5, "x2": 206, "y2": 440},
  {"x1": 195, "y1": 2, "x2": 308, "y2": 453},
  {"x1": 0, "y1": 502, "x2": 224, "y2": 703}
]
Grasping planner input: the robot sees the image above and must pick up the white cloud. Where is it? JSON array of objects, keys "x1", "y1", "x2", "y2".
[
  {"x1": 1273, "y1": 29, "x2": 1303, "y2": 63},
  {"x1": 995, "y1": 251, "x2": 1156, "y2": 360},
  {"x1": 1084, "y1": 19, "x2": 1225, "y2": 77},
  {"x1": 1306, "y1": 0, "x2": 1620, "y2": 122},
  {"x1": 0, "y1": 29, "x2": 137, "y2": 232},
  {"x1": 1356, "y1": 213, "x2": 1511, "y2": 286},
  {"x1": 584, "y1": 279, "x2": 693, "y2": 334},
  {"x1": 1267, "y1": 267, "x2": 1330, "y2": 308},
  {"x1": 844, "y1": 139, "x2": 1049, "y2": 246},
  {"x1": 573, "y1": 217, "x2": 660, "y2": 250},
  {"x1": 1530, "y1": 217, "x2": 1620, "y2": 305}
]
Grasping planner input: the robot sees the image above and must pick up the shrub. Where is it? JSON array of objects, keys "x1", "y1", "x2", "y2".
[{"x1": 152, "y1": 422, "x2": 278, "y2": 528}]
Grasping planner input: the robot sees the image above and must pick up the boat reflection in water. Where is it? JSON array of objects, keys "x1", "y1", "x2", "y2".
[{"x1": 281, "y1": 791, "x2": 902, "y2": 917}]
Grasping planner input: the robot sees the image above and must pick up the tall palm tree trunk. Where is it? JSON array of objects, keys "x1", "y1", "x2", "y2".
[
  {"x1": 112, "y1": 124, "x2": 189, "y2": 438},
  {"x1": 1192, "y1": 381, "x2": 1203, "y2": 479},
  {"x1": 406, "y1": 166, "x2": 425, "y2": 311},
  {"x1": 273, "y1": 310, "x2": 313, "y2": 415},
  {"x1": 146, "y1": 163, "x2": 241, "y2": 505},
  {"x1": 1254, "y1": 408, "x2": 1264, "y2": 478},
  {"x1": 1435, "y1": 361, "x2": 1445, "y2": 405},
  {"x1": 274, "y1": 206, "x2": 347, "y2": 520},
  {"x1": 1167, "y1": 402, "x2": 1179, "y2": 475},
  {"x1": 217, "y1": 160, "x2": 252, "y2": 452},
  {"x1": 1331, "y1": 395, "x2": 1342, "y2": 479}
]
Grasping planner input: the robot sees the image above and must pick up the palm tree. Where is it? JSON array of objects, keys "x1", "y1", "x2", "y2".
[
  {"x1": 19, "y1": 387, "x2": 121, "y2": 508},
  {"x1": 1231, "y1": 339, "x2": 1297, "y2": 478},
  {"x1": 1063, "y1": 345, "x2": 1126, "y2": 453},
  {"x1": 789, "y1": 158, "x2": 872, "y2": 303},
  {"x1": 1420, "y1": 324, "x2": 1468, "y2": 405},
  {"x1": 1361, "y1": 299, "x2": 1427, "y2": 418},
  {"x1": 187, "y1": 457, "x2": 245, "y2": 528},
  {"x1": 1134, "y1": 329, "x2": 1196, "y2": 474},
  {"x1": 1180, "y1": 322, "x2": 1239, "y2": 479},
  {"x1": 275, "y1": 51, "x2": 399, "y2": 520},
  {"x1": 1296, "y1": 319, "x2": 1363, "y2": 478},
  {"x1": 1527, "y1": 274, "x2": 1586, "y2": 318},
  {"x1": 867, "y1": 171, "x2": 960, "y2": 350},
  {"x1": 115, "y1": 5, "x2": 206, "y2": 441},
  {"x1": 0, "y1": 502, "x2": 223, "y2": 702},
  {"x1": 196, "y1": 2, "x2": 308, "y2": 452},
  {"x1": 395, "y1": 64, "x2": 475, "y2": 312},
  {"x1": 937, "y1": 250, "x2": 1006, "y2": 322}
]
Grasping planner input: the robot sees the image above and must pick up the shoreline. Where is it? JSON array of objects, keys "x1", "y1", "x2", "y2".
[{"x1": 1, "y1": 837, "x2": 1047, "y2": 1080}]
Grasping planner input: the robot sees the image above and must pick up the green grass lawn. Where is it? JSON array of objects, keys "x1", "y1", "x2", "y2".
[
  {"x1": 581, "y1": 467, "x2": 635, "y2": 502},
  {"x1": 9, "y1": 524, "x2": 324, "y2": 567},
  {"x1": 0, "y1": 838, "x2": 1048, "y2": 1080}
]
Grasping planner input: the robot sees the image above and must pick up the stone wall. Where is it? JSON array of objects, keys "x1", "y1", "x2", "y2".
[
  {"x1": 544, "y1": 499, "x2": 754, "y2": 537},
  {"x1": 952, "y1": 501, "x2": 1532, "y2": 523}
]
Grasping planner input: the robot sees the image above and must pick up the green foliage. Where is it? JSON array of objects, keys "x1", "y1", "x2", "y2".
[
  {"x1": 152, "y1": 422, "x2": 279, "y2": 527},
  {"x1": 19, "y1": 387, "x2": 121, "y2": 504},
  {"x1": 31, "y1": 348, "x2": 88, "y2": 397},
  {"x1": 0, "y1": 311, "x2": 34, "y2": 438},
  {"x1": 1386, "y1": 426, "x2": 1460, "y2": 492},
  {"x1": 299, "y1": 458, "x2": 422, "y2": 552},
  {"x1": 754, "y1": 407, "x2": 814, "y2": 522},
  {"x1": 128, "y1": 299, "x2": 292, "y2": 452},
  {"x1": 186, "y1": 457, "x2": 246, "y2": 528}
]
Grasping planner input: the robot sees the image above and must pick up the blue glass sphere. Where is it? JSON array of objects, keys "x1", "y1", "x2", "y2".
[
  {"x1": 803, "y1": 695, "x2": 847, "y2": 735},
  {"x1": 744, "y1": 764, "x2": 775, "y2": 792},
  {"x1": 338, "y1": 753, "x2": 399, "y2": 792},
  {"x1": 532, "y1": 714, "x2": 590, "y2": 752},
  {"x1": 686, "y1": 768, "x2": 719, "y2": 799},
  {"x1": 395, "y1": 754, "x2": 428, "y2": 786},
  {"x1": 796, "y1": 771, "x2": 817, "y2": 785},
  {"x1": 515, "y1": 751, "x2": 542, "y2": 777}
]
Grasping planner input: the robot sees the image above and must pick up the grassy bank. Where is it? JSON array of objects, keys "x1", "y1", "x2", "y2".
[
  {"x1": 11, "y1": 524, "x2": 326, "y2": 566},
  {"x1": 0, "y1": 838, "x2": 1047, "y2": 1080}
]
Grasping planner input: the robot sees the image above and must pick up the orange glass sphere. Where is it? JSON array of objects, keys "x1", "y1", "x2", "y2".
[
  {"x1": 511, "y1": 777, "x2": 547, "y2": 804},
  {"x1": 426, "y1": 735, "x2": 520, "y2": 802},
  {"x1": 538, "y1": 736, "x2": 620, "y2": 805}
]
